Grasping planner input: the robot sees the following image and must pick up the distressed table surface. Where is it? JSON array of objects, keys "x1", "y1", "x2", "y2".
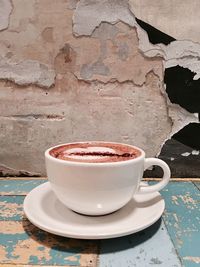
[{"x1": 0, "y1": 178, "x2": 199, "y2": 267}]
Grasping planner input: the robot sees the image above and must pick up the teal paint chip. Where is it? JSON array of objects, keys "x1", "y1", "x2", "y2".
[
  {"x1": 99, "y1": 220, "x2": 181, "y2": 267},
  {"x1": 0, "y1": 196, "x2": 25, "y2": 220},
  {"x1": 0, "y1": 179, "x2": 46, "y2": 195},
  {"x1": 0, "y1": 223, "x2": 89, "y2": 265},
  {"x1": 161, "y1": 182, "x2": 200, "y2": 267},
  {"x1": 1, "y1": 179, "x2": 199, "y2": 266}
]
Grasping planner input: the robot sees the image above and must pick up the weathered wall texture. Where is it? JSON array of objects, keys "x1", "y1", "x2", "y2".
[
  {"x1": 0, "y1": 0, "x2": 199, "y2": 176},
  {"x1": 129, "y1": 0, "x2": 200, "y2": 43}
]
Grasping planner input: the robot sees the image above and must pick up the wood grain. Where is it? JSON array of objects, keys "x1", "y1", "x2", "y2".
[
  {"x1": 99, "y1": 220, "x2": 181, "y2": 267},
  {"x1": 0, "y1": 220, "x2": 98, "y2": 266},
  {"x1": 0, "y1": 178, "x2": 199, "y2": 267},
  {"x1": 161, "y1": 182, "x2": 200, "y2": 267}
]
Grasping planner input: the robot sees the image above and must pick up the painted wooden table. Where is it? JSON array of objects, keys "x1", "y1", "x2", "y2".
[{"x1": 0, "y1": 178, "x2": 199, "y2": 267}]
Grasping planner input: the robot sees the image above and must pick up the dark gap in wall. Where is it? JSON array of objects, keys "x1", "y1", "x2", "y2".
[
  {"x1": 165, "y1": 66, "x2": 200, "y2": 114},
  {"x1": 135, "y1": 17, "x2": 176, "y2": 45},
  {"x1": 173, "y1": 123, "x2": 200, "y2": 149},
  {"x1": 144, "y1": 123, "x2": 200, "y2": 177},
  {"x1": 135, "y1": 17, "x2": 200, "y2": 177}
]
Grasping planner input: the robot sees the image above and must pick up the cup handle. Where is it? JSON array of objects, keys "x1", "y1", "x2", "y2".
[{"x1": 138, "y1": 158, "x2": 171, "y2": 193}]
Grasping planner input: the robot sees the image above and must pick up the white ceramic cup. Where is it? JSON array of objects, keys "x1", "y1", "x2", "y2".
[{"x1": 45, "y1": 142, "x2": 170, "y2": 216}]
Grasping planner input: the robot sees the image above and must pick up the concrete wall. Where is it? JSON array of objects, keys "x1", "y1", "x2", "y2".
[{"x1": 0, "y1": 0, "x2": 199, "y2": 176}]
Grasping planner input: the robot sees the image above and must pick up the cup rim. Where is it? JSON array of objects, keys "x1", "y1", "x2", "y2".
[{"x1": 45, "y1": 141, "x2": 145, "y2": 166}]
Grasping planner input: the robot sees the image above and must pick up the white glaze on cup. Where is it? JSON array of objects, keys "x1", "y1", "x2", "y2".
[{"x1": 45, "y1": 141, "x2": 170, "y2": 215}]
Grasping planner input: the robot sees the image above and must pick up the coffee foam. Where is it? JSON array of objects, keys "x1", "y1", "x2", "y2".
[
  {"x1": 63, "y1": 146, "x2": 117, "y2": 161},
  {"x1": 50, "y1": 142, "x2": 141, "y2": 163}
]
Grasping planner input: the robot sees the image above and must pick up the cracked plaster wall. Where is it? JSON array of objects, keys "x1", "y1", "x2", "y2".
[
  {"x1": 129, "y1": 0, "x2": 200, "y2": 43},
  {"x1": 0, "y1": 0, "x2": 198, "y2": 176}
]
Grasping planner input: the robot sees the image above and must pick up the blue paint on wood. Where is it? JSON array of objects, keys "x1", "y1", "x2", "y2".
[
  {"x1": 193, "y1": 182, "x2": 200, "y2": 191},
  {"x1": 38, "y1": 246, "x2": 45, "y2": 251},
  {"x1": 0, "y1": 232, "x2": 27, "y2": 259},
  {"x1": 29, "y1": 256, "x2": 40, "y2": 263},
  {"x1": 47, "y1": 248, "x2": 81, "y2": 265},
  {"x1": 0, "y1": 179, "x2": 46, "y2": 195},
  {"x1": 1, "y1": 179, "x2": 199, "y2": 266},
  {"x1": 160, "y1": 182, "x2": 200, "y2": 267},
  {"x1": 0, "y1": 195, "x2": 24, "y2": 204},
  {"x1": 0, "y1": 223, "x2": 91, "y2": 265},
  {"x1": 99, "y1": 219, "x2": 181, "y2": 267},
  {"x1": 0, "y1": 196, "x2": 24, "y2": 220}
]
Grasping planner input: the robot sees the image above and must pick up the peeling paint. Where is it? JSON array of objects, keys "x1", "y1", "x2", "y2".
[
  {"x1": 12, "y1": 238, "x2": 52, "y2": 264},
  {"x1": 3, "y1": 179, "x2": 200, "y2": 265},
  {"x1": 0, "y1": 245, "x2": 7, "y2": 261},
  {"x1": 0, "y1": 179, "x2": 45, "y2": 195},
  {"x1": 136, "y1": 38, "x2": 200, "y2": 153},
  {"x1": 99, "y1": 219, "x2": 181, "y2": 266},
  {"x1": 0, "y1": 0, "x2": 12, "y2": 31},
  {"x1": 179, "y1": 194, "x2": 197, "y2": 205},
  {"x1": 166, "y1": 104, "x2": 198, "y2": 137},
  {"x1": 192, "y1": 150, "x2": 199, "y2": 155},
  {"x1": 0, "y1": 163, "x2": 40, "y2": 177},
  {"x1": 67, "y1": 0, "x2": 80, "y2": 10},
  {"x1": 74, "y1": 22, "x2": 163, "y2": 85},
  {"x1": 0, "y1": 57, "x2": 55, "y2": 88},
  {"x1": 162, "y1": 182, "x2": 200, "y2": 265},
  {"x1": 164, "y1": 41, "x2": 200, "y2": 81},
  {"x1": 181, "y1": 152, "x2": 191, "y2": 157},
  {"x1": 0, "y1": 221, "x2": 25, "y2": 234},
  {"x1": 72, "y1": 0, "x2": 200, "y2": 159},
  {"x1": 0, "y1": 200, "x2": 23, "y2": 220},
  {"x1": 73, "y1": 0, "x2": 135, "y2": 36},
  {"x1": 73, "y1": 1, "x2": 162, "y2": 85},
  {"x1": 80, "y1": 61, "x2": 110, "y2": 80},
  {"x1": 0, "y1": 0, "x2": 199, "y2": 175},
  {"x1": 0, "y1": 66, "x2": 171, "y2": 175},
  {"x1": 128, "y1": 7, "x2": 200, "y2": 154},
  {"x1": 157, "y1": 104, "x2": 198, "y2": 156},
  {"x1": 66, "y1": 255, "x2": 79, "y2": 261},
  {"x1": 129, "y1": 0, "x2": 200, "y2": 43},
  {"x1": 183, "y1": 256, "x2": 200, "y2": 264},
  {"x1": 173, "y1": 213, "x2": 179, "y2": 222},
  {"x1": 171, "y1": 196, "x2": 179, "y2": 206},
  {"x1": 0, "y1": 219, "x2": 98, "y2": 265}
]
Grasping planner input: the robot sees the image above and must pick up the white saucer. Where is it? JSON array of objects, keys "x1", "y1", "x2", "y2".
[{"x1": 23, "y1": 182, "x2": 165, "y2": 239}]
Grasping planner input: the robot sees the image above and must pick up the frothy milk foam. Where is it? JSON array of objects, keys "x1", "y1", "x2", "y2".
[{"x1": 50, "y1": 142, "x2": 141, "y2": 163}]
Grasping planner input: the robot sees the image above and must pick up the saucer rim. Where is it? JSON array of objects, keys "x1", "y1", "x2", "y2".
[{"x1": 23, "y1": 182, "x2": 165, "y2": 239}]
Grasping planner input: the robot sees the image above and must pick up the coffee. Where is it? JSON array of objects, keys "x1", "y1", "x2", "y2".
[
  {"x1": 46, "y1": 142, "x2": 170, "y2": 215},
  {"x1": 50, "y1": 142, "x2": 141, "y2": 163}
]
